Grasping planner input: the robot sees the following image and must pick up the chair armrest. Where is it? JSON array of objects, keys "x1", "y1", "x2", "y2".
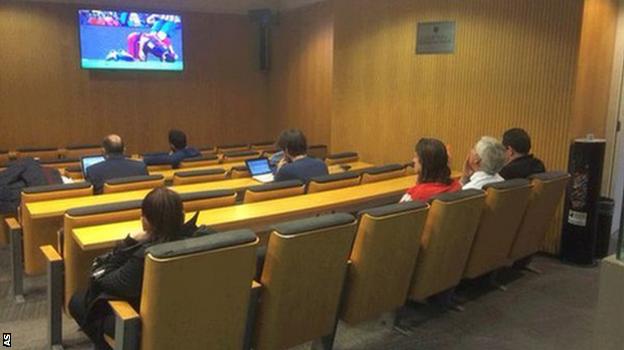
[
  {"x1": 109, "y1": 300, "x2": 140, "y2": 321},
  {"x1": 5, "y1": 217, "x2": 21, "y2": 231},
  {"x1": 108, "y1": 300, "x2": 140, "y2": 350},
  {"x1": 40, "y1": 245, "x2": 62, "y2": 263},
  {"x1": 41, "y1": 245, "x2": 64, "y2": 347}
]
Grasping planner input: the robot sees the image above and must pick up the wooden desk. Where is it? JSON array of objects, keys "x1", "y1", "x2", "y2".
[
  {"x1": 26, "y1": 178, "x2": 259, "y2": 220},
  {"x1": 19, "y1": 161, "x2": 373, "y2": 275},
  {"x1": 73, "y1": 175, "x2": 415, "y2": 252},
  {"x1": 26, "y1": 161, "x2": 373, "y2": 219}
]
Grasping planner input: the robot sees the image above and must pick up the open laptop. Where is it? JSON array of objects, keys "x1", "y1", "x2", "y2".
[
  {"x1": 245, "y1": 157, "x2": 274, "y2": 183},
  {"x1": 80, "y1": 155, "x2": 106, "y2": 178}
]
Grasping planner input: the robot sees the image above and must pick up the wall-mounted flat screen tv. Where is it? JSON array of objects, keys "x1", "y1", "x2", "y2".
[{"x1": 78, "y1": 10, "x2": 184, "y2": 71}]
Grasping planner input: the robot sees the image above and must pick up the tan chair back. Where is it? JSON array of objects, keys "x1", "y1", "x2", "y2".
[
  {"x1": 21, "y1": 182, "x2": 93, "y2": 204},
  {"x1": 179, "y1": 155, "x2": 220, "y2": 168},
  {"x1": 103, "y1": 175, "x2": 165, "y2": 194},
  {"x1": 40, "y1": 159, "x2": 80, "y2": 170},
  {"x1": 223, "y1": 150, "x2": 261, "y2": 163},
  {"x1": 63, "y1": 200, "x2": 143, "y2": 310},
  {"x1": 463, "y1": 179, "x2": 532, "y2": 279},
  {"x1": 172, "y1": 168, "x2": 227, "y2": 186},
  {"x1": 341, "y1": 202, "x2": 429, "y2": 324},
  {"x1": 508, "y1": 172, "x2": 570, "y2": 261},
  {"x1": 19, "y1": 182, "x2": 93, "y2": 275},
  {"x1": 243, "y1": 180, "x2": 305, "y2": 204},
  {"x1": 16, "y1": 147, "x2": 59, "y2": 161},
  {"x1": 251, "y1": 141, "x2": 275, "y2": 151},
  {"x1": 199, "y1": 146, "x2": 216, "y2": 155},
  {"x1": 408, "y1": 190, "x2": 486, "y2": 301},
  {"x1": 64, "y1": 166, "x2": 83, "y2": 180},
  {"x1": 261, "y1": 148, "x2": 280, "y2": 159},
  {"x1": 179, "y1": 190, "x2": 237, "y2": 212},
  {"x1": 253, "y1": 214, "x2": 357, "y2": 350},
  {"x1": 63, "y1": 145, "x2": 103, "y2": 159},
  {"x1": 230, "y1": 165, "x2": 250, "y2": 179},
  {"x1": 140, "y1": 230, "x2": 258, "y2": 350},
  {"x1": 217, "y1": 144, "x2": 249, "y2": 153},
  {"x1": 308, "y1": 145, "x2": 328, "y2": 159},
  {"x1": 360, "y1": 164, "x2": 407, "y2": 184},
  {"x1": 146, "y1": 164, "x2": 172, "y2": 172},
  {"x1": 325, "y1": 152, "x2": 359, "y2": 165},
  {"x1": 307, "y1": 172, "x2": 361, "y2": 193}
]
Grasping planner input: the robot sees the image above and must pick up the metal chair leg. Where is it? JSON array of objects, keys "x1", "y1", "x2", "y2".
[
  {"x1": 10, "y1": 226, "x2": 24, "y2": 303},
  {"x1": 42, "y1": 246, "x2": 64, "y2": 350}
]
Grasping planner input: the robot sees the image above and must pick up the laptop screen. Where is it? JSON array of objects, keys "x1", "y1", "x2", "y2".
[
  {"x1": 246, "y1": 158, "x2": 272, "y2": 176},
  {"x1": 81, "y1": 155, "x2": 106, "y2": 177}
]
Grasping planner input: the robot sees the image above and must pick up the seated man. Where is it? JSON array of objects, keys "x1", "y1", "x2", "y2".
[
  {"x1": 274, "y1": 129, "x2": 328, "y2": 183},
  {"x1": 143, "y1": 129, "x2": 200, "y2": 169},
  {"x1": 461, "y1": 136, "x2": 506, "y2": 190},
  {"x1": 87, "y1": 135, "x2": 148, "y2": 194},
  {"x1": 500, "y1": 128, "x2": 546, "y2": 180}
]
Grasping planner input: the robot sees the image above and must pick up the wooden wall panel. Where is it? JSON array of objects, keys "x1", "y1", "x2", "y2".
[
  {"x1": 268, "y1": 1, "x2": 333, "y2": 146},
  {"x1": 330, "y1": 0, "x2": 594, "y2": 254},
  {"x1": 570, "y1": 0, "x2": 618, "y2": 139},
  {"x1": 0, "y1": 1, "x2": 271, "y2": 154},
  {"x1": 331, "y1": 0, "x2": 583, "y2": 172}
]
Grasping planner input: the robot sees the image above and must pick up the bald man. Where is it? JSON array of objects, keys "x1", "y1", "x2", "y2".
[{"x1": 86, "y1": 135, "x2": 148, "y2": 194}]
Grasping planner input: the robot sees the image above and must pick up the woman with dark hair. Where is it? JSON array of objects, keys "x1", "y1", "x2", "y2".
[
  {"x1": 400, "y1": 138, "x2": 461, "y2": 203},
  {"x1": 69, "y1": 187, "x2": 185, "y2": 349}
]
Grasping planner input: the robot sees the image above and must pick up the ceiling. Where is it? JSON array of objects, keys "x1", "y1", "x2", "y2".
[{"x1": 17, "y1": 0, "x2": 325, "y2": 14}]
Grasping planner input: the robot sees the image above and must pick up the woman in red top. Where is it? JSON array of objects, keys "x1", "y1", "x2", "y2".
[{"x1": 400, "y1": 138, "x2": 461, "y2": 203}]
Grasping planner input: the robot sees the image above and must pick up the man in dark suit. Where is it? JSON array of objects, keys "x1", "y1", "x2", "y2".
[
  {"x1": 500, "y1": 128, "x2": 546, "y2": 180},
  {"x1": 87, "y1": 135, "x2": 148, "y2": 194},
  {"x1": 142, "y1": 129, "x2": 200, "y2": 169}
]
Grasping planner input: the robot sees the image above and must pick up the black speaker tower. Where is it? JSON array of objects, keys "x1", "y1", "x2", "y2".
[{"x1": 249, "y1": 9, "x2": 275, "y2": 72}]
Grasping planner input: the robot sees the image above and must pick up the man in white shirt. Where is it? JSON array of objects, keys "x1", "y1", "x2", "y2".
[{"x1": 461, "y1": 136, "x2": 506, "y2": 190}]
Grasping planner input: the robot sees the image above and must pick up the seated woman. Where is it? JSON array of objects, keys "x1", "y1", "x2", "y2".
[
  {"x1": 69, "y1": 187, "x2": 184, "y2": 349},
  {"x1": 400, "y1": 138, "x2": 461, "y2": 202}
]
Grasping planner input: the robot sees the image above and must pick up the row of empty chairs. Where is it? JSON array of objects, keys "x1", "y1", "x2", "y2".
[
  {"x1": 40, "y1": 171, "x2": 568, "y2": 349},
  {"x1": 0, "y1": 141, "x2": 296, "y2": 163},
  {"x1": 0, "y1": 145, "x2": 103, "y2": 163}
]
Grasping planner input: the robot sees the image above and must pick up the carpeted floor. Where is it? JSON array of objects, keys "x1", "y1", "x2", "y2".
[{"x1": 0, "y1": 246, "x2": 600, "y2": 350}]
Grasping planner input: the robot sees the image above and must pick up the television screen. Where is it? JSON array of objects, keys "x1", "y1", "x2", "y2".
[{"x1": 78, "y1": 10, "x2": 184, "y2": 71}]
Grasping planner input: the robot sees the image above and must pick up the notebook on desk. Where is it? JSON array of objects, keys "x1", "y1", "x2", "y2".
[{"x1": 245, "y1": 158, "x2": 274, "y2": 183}]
